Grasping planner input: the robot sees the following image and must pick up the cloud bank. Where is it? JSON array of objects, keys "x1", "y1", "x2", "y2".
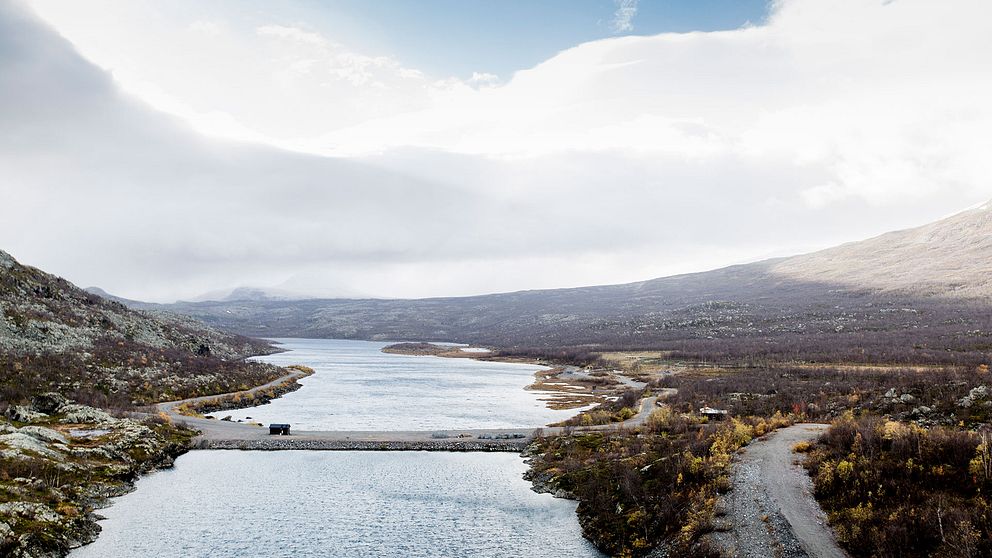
[{"x1": 3, "y1": 0, "x2": 992, "y2": 302}]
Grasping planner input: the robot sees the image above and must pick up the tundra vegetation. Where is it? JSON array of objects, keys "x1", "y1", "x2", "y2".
[
  {"x1": 803, "y1": 415, "x2": 992, "y2": 557},
  {"x1": 526, "y1": 355, "x2": 992, "y2": 557},
  {"x1": 528, "y1": 410, "x2": 793, "y2": 558}
]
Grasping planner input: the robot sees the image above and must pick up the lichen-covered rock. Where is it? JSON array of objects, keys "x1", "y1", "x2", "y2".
[
  {"x1": 19, "y1": 425, "x2": 68, "y2": 445},
  {"x1": 31, "y1": 393, "x2": 68, "y2": 415},
  {"x1": 0, "y1": 404, "x2": 195, "y2": 558},
  {"x1": 0, "y1": 432, "x2": 63, "y2": 459},
  {"x1": 68, "y1": 446, "x2": 112, "y2": 460},
  {"x1": 0, "y1": 502, "x2": 60, "y2": 524},
  {"x1": 58, "y1": 405, "x2": 115, "y2": 425},
  {"x1": 0, "y1": 518, "x2": 13, "y2": 540},
  {"x1": 5, "y1": 405, "x2": 46, "y2": 423},
  {"x1": 957, "y1": 385, "x2": 991, "y2": 408}
]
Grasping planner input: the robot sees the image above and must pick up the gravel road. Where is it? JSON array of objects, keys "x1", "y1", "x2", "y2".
[{"x1": 707, "y1": 423, "x2": 848, "y2": 558}]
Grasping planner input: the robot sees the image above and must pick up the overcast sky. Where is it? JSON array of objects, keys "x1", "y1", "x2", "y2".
[{"x1": 2, "y1": 0, "x2": 991, "y2": 302}]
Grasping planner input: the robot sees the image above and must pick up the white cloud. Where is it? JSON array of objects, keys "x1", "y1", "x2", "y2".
[
  {"x1": 5, "y1": 0, "x2": 992, "y2": 301},
  {"x1": 187, "y1": 20, "x2": 223, "y2": 36},
  {"x1": 256, "y1": 24, "x2": 326, "y2": 46},
  {"x1": 611, "y1": 0, "x2": 638, "y2": 33},
  {"x1": 468, "y1": 72, "x2": 500, "y2": 87}
]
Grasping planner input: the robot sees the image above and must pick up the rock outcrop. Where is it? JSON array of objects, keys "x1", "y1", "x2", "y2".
[{"x1": 0, "y1": 396, "x2": 195, "y2": 558}]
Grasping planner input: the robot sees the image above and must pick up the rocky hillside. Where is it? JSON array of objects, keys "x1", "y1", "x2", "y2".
[
  {"x1": 0, "y1": 249, "x2": 280, "y2": 408},
  {"x1": 138, "y1": 202, "x2": 992, "y2": 365}
]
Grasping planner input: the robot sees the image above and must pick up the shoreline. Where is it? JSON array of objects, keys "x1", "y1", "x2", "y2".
[
  {"x1": 380, "y1": 342, "x2": 612, "y2": 411},
  {"x1": 169, "y1": 364, "x2": 315, "y2": 417}
]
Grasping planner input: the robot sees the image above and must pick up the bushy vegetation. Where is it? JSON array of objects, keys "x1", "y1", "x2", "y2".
[
  {"x1": 557, "y1": 388, "x2": 643, "y2": 426},
  {"x1": 529, "y1": 411, "x2": 793, "y2": 557},
  {"x1": 0, "y1": 342, "x2": 285, "y2": 410},
  {"x1": 657, "y1": 364, "x2": 992, "y2": 426},
  {"x1": 496, "y1": 346, "x2": 606, "y2": 368},
  {"x1": 804, "y1": 416, "x2": 992, "y2": 557}
]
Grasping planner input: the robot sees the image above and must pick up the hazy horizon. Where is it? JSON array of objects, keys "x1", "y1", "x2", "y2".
[{"x1": 3, "y1": 0, "x2": 991, "y2": 302}]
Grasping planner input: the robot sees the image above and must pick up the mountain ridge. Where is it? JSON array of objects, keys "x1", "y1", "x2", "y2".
[{"x1": 99, "y1": 201, "x2": 992, "y2": 365}]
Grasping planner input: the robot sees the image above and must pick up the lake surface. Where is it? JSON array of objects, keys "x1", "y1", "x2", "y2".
[
  {"x1": 71, "y1": 339, "x2": 601, "y2": 557},
  {"x1": 72, "y1": 451, "x2": 602, "y2": 558},
  {"x1": 221, "y1": 338, "x2": 578, "y2": 430}
]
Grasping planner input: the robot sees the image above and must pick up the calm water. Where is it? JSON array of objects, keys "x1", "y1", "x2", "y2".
[
  {"x1": 222, "y1": 338, "x2": 578, "y2": 430},
  {"x1": 71, "y1": 339, "x2": 600, "y2": 556},
  {"x1": 72, "y1": 451, "x2": 603, "y2": 558}
]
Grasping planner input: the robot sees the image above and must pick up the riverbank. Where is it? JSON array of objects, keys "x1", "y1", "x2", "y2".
[
  {"x1": 381, "y1": 342, "x2": 645, "y2": 411},
  {"x1": 381, "y1": 342, "x2": 494, "y2": 359},
  {"x1": 0, "y1": 394, "x2": 195, "y2": 558},
  {"x1": 166, "y1": 364, "x2": 314, "y2": 417}
]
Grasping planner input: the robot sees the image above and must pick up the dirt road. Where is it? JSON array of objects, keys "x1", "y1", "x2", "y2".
[{"x1": 708, "y1": 423, "x2": 848, "y2": 558}]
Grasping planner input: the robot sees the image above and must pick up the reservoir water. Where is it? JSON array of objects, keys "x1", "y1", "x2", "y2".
[
  {"x1": 72, "y1": 451, "x2": 602, "y2": 557},
  {"x1": 221, "y1": 338, "x2": 578, "y2": 430},
  {"x1": 71, "y1": 339, "x2": 602, "y2": 557}
]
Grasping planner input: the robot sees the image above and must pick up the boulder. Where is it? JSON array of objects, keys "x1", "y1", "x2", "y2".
[
  {"x1": 5, "y1": 405, "x2": 46, "y2": 423},
  {"x1": 0, "y1": 432, "x2": 63, "y2": 459},
  {"x1": 0, "y1": 519, "x2": 13, "y2": 540},
  {"x1": 19, "y1": 425, "x2": 68, "y2": 445},
  {"x1": 0, "y1": 501, "x2": 60, "y2": 524},
  {"x1": 957, "y1": 385, "x2": 991, "y2": 408},
  {"x1": 58, "y1": 404, "x2": 115, "y2": 425},
  {"x1": 31, "y1": 392, "x2": 68, "y2": 414}
]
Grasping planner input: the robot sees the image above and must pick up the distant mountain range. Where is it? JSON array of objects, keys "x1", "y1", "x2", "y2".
[
  {"x1": 85, "y1": 285, "x2": 310, "y2": 305},
  {"x1": 97, "y1": 202, "x2": 992, "y2": 365}
]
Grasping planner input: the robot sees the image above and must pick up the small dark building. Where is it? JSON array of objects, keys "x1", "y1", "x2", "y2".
[{"x1": 269, "y1": 423, "x2": 291, "y2": 435}]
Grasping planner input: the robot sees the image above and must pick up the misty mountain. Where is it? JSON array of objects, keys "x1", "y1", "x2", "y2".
[
  {"x1": 83, "y1": 286, "x2": 146, "y2": 306},
  {"x1": 117, "y1": 203, "x2": 992, "y2": 365}
]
